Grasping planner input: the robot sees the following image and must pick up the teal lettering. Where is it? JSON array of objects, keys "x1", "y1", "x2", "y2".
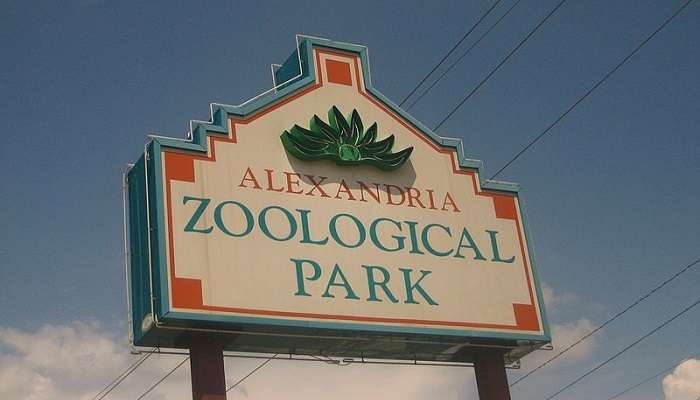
[
  {"x1": 259, "y1": 205, "x2": 297, "y2": 241},
  {"x1": 329, "y1": 213, "x2": 366, "y2": 248},
  {"x1": 322, "y1": 264, "x2": 360, "y2": 300},
  {"x1": 487, "y1": 230, "x2": 515, "y2": 263},
  {"x1": 213, "y1": 200, "x2": 254, "y2": 237},
  {"x1": 296, "y1": 209, "x2": 328, "y2": 245},
  {"x1": 183, "y1": 196, "x2": 213, "y2": 234},
  {"x1": 362, "y1": 265, "x2": 398, "y2": 303},
  {"x1": 454, "y1": 228, "x2": 486, "y2": 260},
  {"x1": 399, "y1": 268, "x2": 438, "y2": 305},
  {"x1": 421, "y1": 224, "x2": 453, "y2": 257},
  {"x1": 291, "y1": 258, "x2": 321, "y2": 296},
  {"x1": 403, "y1": 221, "x2": 424, "y2": 255},
  {"x1": 369, "y1": 218, "x2": 405, "y2": 252}
]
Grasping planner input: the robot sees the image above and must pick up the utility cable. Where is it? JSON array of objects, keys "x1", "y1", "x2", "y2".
[
  {"x1": 102, "y1": 2, "x2": 696, "y2": 399},
  {"x1": 91, "y1": 348, "x2": 156, "y2": 400},
  {"x1": 399, "y1": 0, "x2": 504, "y2": 106},
  {"x1": 490, "y1": 0, "x2": 696, "y2": 179},
  {"x1": 433, "y1": 0, "x2": 569, "y2": 131},
  {"x1": 226, "y1": 354, "x2": 278, "y2": 392},
  {"x1": 135, "y1": 356, "x2": 189, "y2": 400},
  {"x1": 544, "y1": 297, "x2": 700, "y2": 400},
  {"x1": 405, "y1": 0, "x2": 523, "y2": 111},
  {"x1": 604, "y1": 351, "x2": 700, "y2": 400},
  {"x1": 511, "y1": 256, "x2": 700, "y2": 386}
]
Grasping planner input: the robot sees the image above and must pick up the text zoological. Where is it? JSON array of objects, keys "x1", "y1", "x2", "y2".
[{"x1": 182, "y1": 196, "x2": 515, "y2": 262}]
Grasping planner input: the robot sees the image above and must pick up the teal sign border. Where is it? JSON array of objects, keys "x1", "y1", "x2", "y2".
[{"x1": 126, "y1": 36, "x2": 551, "y2": 358}]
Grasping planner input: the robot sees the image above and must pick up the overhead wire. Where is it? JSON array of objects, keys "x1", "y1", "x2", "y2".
[
  {"x1": 511, "y1": 256, "x2": 700, "y2": 386},
  {"x1": 226, "y1": 354, "x2": 278, "y2": 393},
  {"x1": 398, "y1": 0, "x2": 504, "y2": 106},
  {"x1": 487, "y1": 0, "x2": 699, "y2": 393},
  {"x1": 100, "y1": 4, "x2": 546, "y2": 399},
  {"x1": 134, "y1": 355, "x2": 190, "y2": 400},
  {"x1": 105, "y1": 2, "x2": 696, "y2": 399},
  {"x1": 500, "y1": 2, "x2": 698, "y2": 387},
  {"x1": 489, "y1": 0, "x2": 696, "y2": 179},
  {"x1": 603, "y1": 351, "x2": 700, "y2": 400},
  {"x1": 544, "y1": 296, "x2": 700, "y2": 400},
  {"x1": 91, "y1": 348, "x2": 156, "y2": 400},
  {"x1": 433, "y1": 0, "x2": 569, "y2": 131},
  {"x1": 144, "y1": 4, "x2": 559, "y2": 396},
  {"x1": 405, "y1": 0, "x2": 523, "y2": 111},
  {"x1": 102, "y1": 6, "x2": 505, "y2": 392}
]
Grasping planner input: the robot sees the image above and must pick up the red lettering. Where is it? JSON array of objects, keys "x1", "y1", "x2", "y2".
[
  {"x1": 426, "y1": 189, "x2": 438, "y2": 210},
  {"x1": 357, "y1": 181, "x2": 381, "y2": 203},
  {"x1": 335, "y1": 179, "x2": 356, "y2": 200},
  {"x1": 441, "y1": 192, "x2": 461, "y2": 212},
  {"x1": 238, "y1": 167, "x2": 261, "y2": 189},
  {"x1": 384, "y1": 184, "x2": 405, "y2": 206},
  {"x1": 405, "y1": 187, "x2": 426, "y2": 209},
  {"x1": 265, "y1": 169, "x2": 285, "y2": 192},
  {"x1": 284, "y1": 172, "x2": 304, "y2": 194},
  {"x1": 305, "y1": 175, "x2": 330, "y2": 198}
]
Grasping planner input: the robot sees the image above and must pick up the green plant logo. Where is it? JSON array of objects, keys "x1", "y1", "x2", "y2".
[{"x1": 280, "y1": 106, "x2": 413, "y2": 171}]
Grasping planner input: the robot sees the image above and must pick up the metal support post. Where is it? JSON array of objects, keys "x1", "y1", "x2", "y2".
[
  {"x1": 473, "y1": 352, "x2": 511, "y2": 400},
  {"x1": 190, "y1": 337, "x2": 227, "y2": 400}
]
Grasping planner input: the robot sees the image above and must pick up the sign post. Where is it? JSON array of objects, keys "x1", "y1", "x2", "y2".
[
  {"x1": 189, "y1": 337, "x2": 227, "y2": 400},
  {"x1": 473, "y1": 352, "x2": 512, "y2": 400},
  {"x1": 125, "y1": 36, "x2": 550, "y2": 399}
]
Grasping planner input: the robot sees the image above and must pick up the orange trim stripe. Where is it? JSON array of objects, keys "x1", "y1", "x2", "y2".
[{"x1": 161, "y1": 48, "x2": 541, "y2": 332}]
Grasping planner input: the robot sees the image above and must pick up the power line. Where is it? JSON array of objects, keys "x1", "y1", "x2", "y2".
[
  {"x1": 405, "y1": 0, "x2": 523, "y2": 111},
  {"x1": 102, "y1": 2, "x2": 697, "y2": 399},
  {"x1": 398, "y1": 0, "x2": 504, "y2": 107},
  {"x1": 433, "y1": 0, "x2": 569, "y2": 131},
  {"x1": 490, "y1": 0, "x2": 696, "y2": 180},
  {"x1": 495, "y1": 0, "x2": 699, "y2": 391},
  {"x1": 226, "y1": 354, "x2": 278, "y2": 393},
  {"x1": 604, "y1": 351, "x2": 700, "y2": 400},
  {"x1": 115, "y1": 3, "x2": 517, "y2": 391},
  {"x1": 135, "y1": 356, "x2": 189, "y2": 400},
  {"x1": 511, "y1": 256, "x2": 700, "y2": 386},
  {"x1": 91, "y1": 348, "x2": 155, "y2": 400},
  {"x1": 544, "y1": 297, "x2": 700, "y2": 400}
]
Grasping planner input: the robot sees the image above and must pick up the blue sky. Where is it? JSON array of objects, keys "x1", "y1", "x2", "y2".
[{"x1": 1, "y1": 0, "x2": 699, "y2": 399}]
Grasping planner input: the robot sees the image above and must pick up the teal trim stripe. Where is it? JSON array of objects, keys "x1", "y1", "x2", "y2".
[
  {"x1": 140, "y1": 36, "x2": 548, "y2": 344},
  {"x1": 162, "y1": 309, "x2": 549, "y2": 342},
  {"x1": 150, "y1": 37, "x2": 518, "y2": 193},
  {"x1": 517, "y1": 195, "x2": 552, "y2": 341}
]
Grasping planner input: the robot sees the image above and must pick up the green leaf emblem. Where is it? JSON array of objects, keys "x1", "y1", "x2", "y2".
[{"x1": 280, "y1": 106, "x2": 413, "y2": 171}]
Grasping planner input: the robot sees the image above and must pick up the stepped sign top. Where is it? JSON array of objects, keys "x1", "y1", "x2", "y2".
[{"x1": 126, "y1": 37, "x2": 550, "y2": 363}]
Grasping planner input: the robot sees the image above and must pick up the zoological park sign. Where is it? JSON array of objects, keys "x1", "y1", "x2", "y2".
[{"x1": 126, "y1": 37, "x2": 550, "y2": 369}]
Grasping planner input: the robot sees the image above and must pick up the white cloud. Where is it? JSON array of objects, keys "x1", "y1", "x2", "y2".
[
  {"x1": 0, "y1": 322, "x2": 479, "y2": 400},
  {"x1": 549, "y1": 318, "x2": 597, "y2": 362},
  {"x1": 517, "y1": 318, "x2": 598, "y2": 374},
  {"x1": 0, "y1": 321, "x2": 191, "y2": 400},
  {"x1": 541, "y1": 282, "x2": 577, "y2": 315},
  {"x1": 663, "y1": 359, "x2": 700, "y2": 400}
]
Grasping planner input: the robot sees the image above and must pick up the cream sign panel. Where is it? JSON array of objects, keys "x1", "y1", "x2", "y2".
[{"x1": 157, "y1": 48, "x2": 544, "y2": 337}]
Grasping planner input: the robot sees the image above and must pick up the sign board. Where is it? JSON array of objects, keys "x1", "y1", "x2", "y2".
[{"x1": 126, "y1": 37, "x2": 550, "y2": 363}]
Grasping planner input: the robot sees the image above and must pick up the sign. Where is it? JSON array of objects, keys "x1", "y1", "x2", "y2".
[{"x1": 126, "y1": 37, "x2": 550, "y2": 363}]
